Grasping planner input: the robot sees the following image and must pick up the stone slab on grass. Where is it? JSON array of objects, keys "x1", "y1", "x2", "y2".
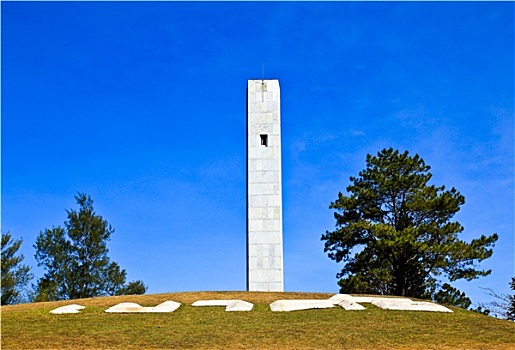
[
  {"x1": 50, "y1": 304, "x2": 86, "y2": 314},
  {"x1": 226, "y1": 300, "x2": 254, "y2": 312},
  {"x1": 105, "y1": 302, "x2": 143, "y2": 313},
  {"x1": 328, "y1": 294, "x2": 354, "y2": 303},
  {"x1": 372, "y1": 300, "x2": 453, "y2": 313},
  {"x1": 354, "y1": 297, "x2": 413, "y2": 303},
  {"x1": 270, "y1": 300, "x2": 336, "y2": 312},
  {"x1": 329, "y1": 294, "x2": 413, "y2": 304},
  {"x1": 338, "y1": 300, "x2": 366, "y2": 311},
  {"x1": 104, "y1": 301, "x2": 181, "y2": 313},
  {"x1": 329, "y1": 294, "x2": 453, "y2": 312},
  {"x1": 192, "y1": 300, "x2": 253, "y2": 311},
  {"x1": 153, "y1": 301, "x2": 182, "y2": 312}
]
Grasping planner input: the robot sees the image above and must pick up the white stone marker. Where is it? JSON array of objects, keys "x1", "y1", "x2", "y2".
[
  {"x1": 330, "y1": 294, "x2": 452, "y2": 313},
  {"x1": 270, "y1": 300, "x2": 336, "y2": 312},
  {"x1": 104, "y1": 302, "x2": 144, "y2": 313},
  {"x1": 247, "y1": 79, "x2": 284, "y2": 292},
  {"x1": 152, "y1": 301, "x2": 182, "y2": 312},
  {"x1": 329, "y1": 294, "x2": 413, "y2": 304},
  {"x1": 338, "y1": 300, "x2": 366, "y2": 311},
  {"x1": 191, "y1": 299, "x2": 254, "y2": 312},
  {"x1": 104, "y1": 301, "x2": 181, "y2": 313},
  {"x1": 372, "y1": 300, "x2": 453, "y2": 313},
  {"x1": 328, "y1": 294, "x2": 354, "y2": 303},
  {"x1": 50, "y1": 304, "x2": 86, "y2": 314},
  {"x1": 225, "y1": 300, "x2": 254, "y2": 312}
]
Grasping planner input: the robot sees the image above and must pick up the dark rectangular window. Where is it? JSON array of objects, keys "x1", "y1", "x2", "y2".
[{"x1": 260, "y1": 134, "x2": 268, "y2": 147}]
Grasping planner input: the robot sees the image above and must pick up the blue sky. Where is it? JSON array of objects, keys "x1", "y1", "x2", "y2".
[{"x1": 2, "y1": 2, "x2": 513, "y2": 307}]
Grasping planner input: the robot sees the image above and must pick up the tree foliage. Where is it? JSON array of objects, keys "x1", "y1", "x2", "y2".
[
  {"x1": 321, "y1": 148, "x2": 498, "y2": 302},
  {"x1": 34, "y1": 193, "x2": 145, "y2": 301},
  {"x1": 433, "y1": 283, "x2": 472, "y2": 309},
  {"x1": 1, "y1": 231, "x2": 33, "y2": 305},
  {"x1": 476, "y1": 277, "x2": 515, "y2": 319},
  {"x1": 508, "y1": 277, "x2": 515, "y2": 321},
  {"x1": 116, "y1": 280, "x2": 147, "y2": 295}
]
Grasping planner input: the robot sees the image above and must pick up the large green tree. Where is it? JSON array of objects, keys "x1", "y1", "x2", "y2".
[
  {"x1": 34, "y1": 193, "x2": 146, "y2": 301},
  {"x1": 321, "y1": 148, "x2": 498, "y2": 301},
  {"x1": 1, "y1": 231, "x2": 33, "y2": 305}
]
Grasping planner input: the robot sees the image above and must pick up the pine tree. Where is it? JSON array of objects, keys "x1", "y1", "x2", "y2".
[
  {"x1": 34, "y1": 193, "x2": 144, "y2": 301},
  {"x1": 321, "y1": 148, "x2": 498, "y2": 302},
  {"x1": 507, "y1": 277, "x2": 515, "y2": 321},
  {"x1": 433, "y1": 283, "x2": 472, "y2": 309},
  {"x1": 1, "y1": 231, "x2": 33, "y2": 305},
  {"x1": 116, "y1": 280, "x2": 147, "y2": 295}
]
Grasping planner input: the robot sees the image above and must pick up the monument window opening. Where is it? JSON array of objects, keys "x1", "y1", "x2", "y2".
[{"x1": 260, "y1": 134, "x2": 268, "y2": 147}]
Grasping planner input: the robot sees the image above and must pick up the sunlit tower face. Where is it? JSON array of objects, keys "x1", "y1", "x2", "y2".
[{"x1": 246, "y1": 79, "x2": 284, "y2": 292}]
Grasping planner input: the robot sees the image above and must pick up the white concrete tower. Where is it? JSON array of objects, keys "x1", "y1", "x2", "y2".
[{"x1": 247, "y1": 79, "x2": 284, "y2": 292}]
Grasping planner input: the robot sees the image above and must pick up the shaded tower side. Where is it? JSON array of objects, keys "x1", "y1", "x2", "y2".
[{"x1": 246, "y1": 79, "x2": 284, "y2": 292}]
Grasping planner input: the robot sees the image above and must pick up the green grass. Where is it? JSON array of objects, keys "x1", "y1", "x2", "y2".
[{"x1": 2, "y1": 291, "x2": 515, "y2": 349}]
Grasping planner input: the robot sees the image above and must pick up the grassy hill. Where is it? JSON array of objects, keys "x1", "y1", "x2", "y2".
[{"x1": 2, "y1": 291, "x2": 515, "y2": 349}]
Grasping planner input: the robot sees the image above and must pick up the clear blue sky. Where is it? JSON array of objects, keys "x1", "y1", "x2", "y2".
[{"x1": 2, "y1": 2, "x2": 513, "y2": 307}]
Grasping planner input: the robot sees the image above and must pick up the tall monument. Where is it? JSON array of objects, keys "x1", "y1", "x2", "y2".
[{"x1": 246, "y1": 79, "x2": 284, "y2": 292}]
